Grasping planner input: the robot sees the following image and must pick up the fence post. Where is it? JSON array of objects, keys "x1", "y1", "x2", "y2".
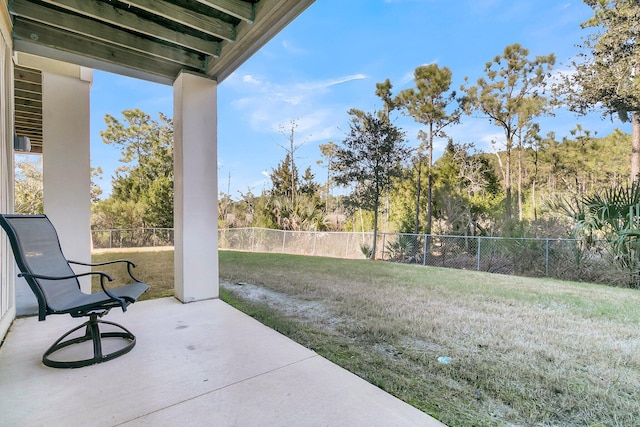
[
  {"x1": 423, "y1": 234, "x2": 427, "y2": 266},
  {"x1": 381, "y1": 233, "x2": 387, "y2": 260},
  {"x1": 251, "y1": 227, "x2": 255, "y2": 251},
  {"x1": 282, "y1": 230, "x2": 286, "y2": 253},
  {"x1": 313, "y1": 231, "x2": 317, "y2": 256},
  {"x1": 545, "y1": 238, "x2": 550, "y2": 276},
  {"x1": 109, "y1": 230, "x2": 113, "y2": 249},
  {"x1": 345, "y1": 232, "x2": 350, "y2": 258},
  {"x1": 477, "y1": 236, "x2": 481, "y2": 271}
]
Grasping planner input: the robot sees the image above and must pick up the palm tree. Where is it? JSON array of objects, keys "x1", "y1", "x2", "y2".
[{"x1": 560, "y1": 182, "x2": 640, "y2": 287}]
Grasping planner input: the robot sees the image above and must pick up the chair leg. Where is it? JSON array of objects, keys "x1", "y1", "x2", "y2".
[{"x1": 42, "y1": 314, "x2": 137, "y2": 368}]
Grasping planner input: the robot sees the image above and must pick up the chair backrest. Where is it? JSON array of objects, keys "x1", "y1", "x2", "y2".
[{"x1": 0, "y1": 214, "x2": 81, "y2": 320}]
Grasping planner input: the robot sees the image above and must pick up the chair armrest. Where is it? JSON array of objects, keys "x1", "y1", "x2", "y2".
[
  {"x1": 19, "y1": 271, "x2": 127, "y2": 311},
  {"x1": 69, "y1": 259, "x2": 136, "y2": 268},
  {"x1": 69, "y1": 259, "x2": 142, "y2": 283},
  {"x1": 19, "y1": 270, "x2": 114, "y2": 282}
]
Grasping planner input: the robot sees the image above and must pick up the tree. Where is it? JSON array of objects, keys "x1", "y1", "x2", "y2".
[
  {"x1": 100, "y1": 109, "x2": 174, "y2": 227},
  {"x1": 515, "y1": 97, "x2": 546, "y2": 220},
  {"x1": 396, "y1": 64, "x2": 461, "y2": 234},
  {"x1": 317, "y1": 141, "x2": 337, "y2": 211},
  {"x1": 270, "y1": 152, "x2": 298, "y2": 200},
  {"x1": 277, "y1": 119, "x2": 304, "y2": 206},
  {"x1": 92, "y1": 198, "x2": 146, "y2": 230},
  {"x1": 462, "y1": 43, "x2": 555, "y2": 220},
  {"x1": 374, "y1": 79, "x2": 399, "y2": 231},
  {"x1": 561, "y1": 0, "x2": 640, "y2": 181},
  {"x1": 433, "y1": 141, "x2": 500, "y2": 235},
  {"x1": 268, "y1": 195, "x2": 327, "y2": 231},
  {"x1": 14, "y1": 157, "x2": 43, "y2": 214},
  {"x1": 555, "y1": 181, "x2": 640, "y2": 286},
  {"x1": 332, "y1": 109, "x2": 410, "y2": 259},
  {"x1": 90, "y1": 166, "x2": 103, "y2": 202},
  {"x1": 269, "y1": 142, "x2": 325, "y2": 231},
  {"x1": 299, "y1": 166, "x2": 321, "y2": 199}
]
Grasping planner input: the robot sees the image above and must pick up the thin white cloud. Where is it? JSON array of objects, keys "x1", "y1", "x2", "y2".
[
  {"x1": 399, "y1": 71, "x2": 415, "y2": 86},
  {"x1": 326, "y1": 74, "x2": 368, "y2": 86},
  {"x1": 292, "y1": 74, "x2": 368, "y2": 92},
  {"x1": 282, "y1": 95, "x2": 304, "y2": 105},
  {"x1": 282, "y1": 40, "x2": 307, "y2": 55},
  {"x1": 242, "y1": 74, "x2": 262, "y2": 85},
  {"x1": 226, "y1": 72, "x2": 368, "y2": 145}
]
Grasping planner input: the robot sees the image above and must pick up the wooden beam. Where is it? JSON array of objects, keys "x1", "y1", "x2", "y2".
[
  {"x1": 208, "y1": 0, "x2": 315, "y2": 82},
  {"x1": 11, "y1": 0, "x2": 206, "y2": 69},
  {"x1": 15, "y1": 106, "x2": 42, "y2": 116},
  {"x1": 15, "y1": 106, "x2": 42, "y2": 114},
  {"x1": 14, "y1": 66, "x2": 42, "y2": 84},
  {"x1": 14, "y1": 91, "x2": 42, "y2": 102},
  {"x1": 15, "y1": 109, "x2": 43, "y2": 118},
  {"x1": 15, "y1": 119, "x2": 42, "y2": 129},
  {"x1": 15, "y1": 127, "x2": 42, "y2": 135},
  {"x1": 14, "y1": 122, "x2": 42, "y2": 132},
  {"x1": 14, "y1": 121, "x2": 42, "y2": 129},
  {"x1": 15, "y1": 81, "x2": 42, "y2": 95},
  {"x1": 195, "y1": 0, "x2": 255, "y2": 23},
  {"x1": 119, "y1": 0, "x2": 236, "y2": 41},
  {"x1": 14, "y1": 113, "x2": 42, "y2": 123},
  {"x1": 12, "y1": 97, "x2": 42, "y2": 108},
  {"x1": 13, "y1": 18, "x2": 190, "y2": 82},
  {"x1": 30, "y1": 0, "x2": 219, "y2": 55}
]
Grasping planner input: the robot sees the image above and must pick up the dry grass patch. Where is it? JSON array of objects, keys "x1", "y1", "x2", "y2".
[
  {"x1": 92, "y1": 249, "x2": 174, "y2": 300},
  {"x1": 94, "y1": 249, "x2": 640, "y2": 426}
]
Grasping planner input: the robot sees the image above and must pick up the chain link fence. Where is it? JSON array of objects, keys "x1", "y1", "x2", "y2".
[
  {"x1": 217, "y1": 228, "x2": 368, "y2": 259},
  {"x1": 92, "y1": 227, "x2": 624, "y2": 285},
  {"x1": 92, "y1": 228, "x2": 174, "y2": 249}
]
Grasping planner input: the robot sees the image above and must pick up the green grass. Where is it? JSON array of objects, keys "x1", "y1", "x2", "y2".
[
  {"x1": 92, "y1": 249, "x2": 174, "y2": 300},
  {"x1": 93, "y1": 249, "x2": 640, "y2": 427}
]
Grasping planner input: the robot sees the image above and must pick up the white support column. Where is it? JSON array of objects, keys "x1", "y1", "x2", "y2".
[
  {"x1": 42, "y1": 70, "x2": 92, "y2": 292},
  {"x1": 173, "y1": 71, "x2": 219, "y2": 302},
  {"x1": 0, "y1": 9, "x2": 16, "y2": 341}
]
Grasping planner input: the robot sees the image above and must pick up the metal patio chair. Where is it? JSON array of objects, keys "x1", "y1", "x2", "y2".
[{"x1": 0, "y1": 214, "x2": 149, "y2": 368}]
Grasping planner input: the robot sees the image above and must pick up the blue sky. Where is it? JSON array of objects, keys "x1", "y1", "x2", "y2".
[{"x1": 89, "y1": 0, "x2": 622, "y2": 199}]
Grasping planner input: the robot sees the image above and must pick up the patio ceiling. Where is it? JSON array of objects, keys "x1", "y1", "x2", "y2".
[
  {"x1": 8, "y1": 0, "x2": 314, "y2": 153},
  {"x1": 9, "y1": 0, "x2": 313, "y2": 85}
]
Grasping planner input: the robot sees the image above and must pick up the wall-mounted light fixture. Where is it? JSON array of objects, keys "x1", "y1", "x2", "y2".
[{"x1": 14, "y1": 134, "x2": 31, "y2": 152}]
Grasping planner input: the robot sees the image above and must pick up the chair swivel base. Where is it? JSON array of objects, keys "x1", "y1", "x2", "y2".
[{"x1": 43, "y1": 313, "x2": 137, "y2": 369}]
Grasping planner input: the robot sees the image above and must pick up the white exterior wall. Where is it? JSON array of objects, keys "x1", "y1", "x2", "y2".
[
  {"x1": 0, "y1": 2, "x2": 15, "y2": 340},
  {"x1": 42, "y1": 70, "x2": 92, "y2": 292},
  {"x1": 173, "y1": 72, "x2": 219, "y2": 302}
]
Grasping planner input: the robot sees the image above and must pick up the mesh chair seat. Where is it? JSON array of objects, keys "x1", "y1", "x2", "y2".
[{"x1": 0, "y1": 214, "x2": 149, "y2": 368}]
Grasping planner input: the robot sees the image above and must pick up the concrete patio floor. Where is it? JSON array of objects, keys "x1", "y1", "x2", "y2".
[{"x1": 0, "y1": 297, "x2": 445, "y2": 426}]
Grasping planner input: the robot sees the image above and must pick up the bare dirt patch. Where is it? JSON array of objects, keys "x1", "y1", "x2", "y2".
[{"x1": 220, "y1": 281, "x2": 335, "y2": 325}]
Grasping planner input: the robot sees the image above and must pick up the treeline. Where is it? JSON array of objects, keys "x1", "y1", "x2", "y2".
[{"x1": 217, "y1": 127, "x2": 631, "y2": 238}]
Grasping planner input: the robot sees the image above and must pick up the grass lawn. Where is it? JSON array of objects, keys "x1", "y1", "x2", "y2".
[{"x1": 93, "y1": 249, "x2": 640, "y2": 427}]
